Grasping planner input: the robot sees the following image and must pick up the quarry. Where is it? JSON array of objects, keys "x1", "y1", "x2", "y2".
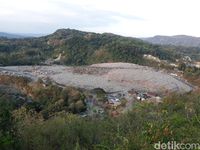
[{"x1": 0, "y1": 62, "x2": 193, "y2": 94}]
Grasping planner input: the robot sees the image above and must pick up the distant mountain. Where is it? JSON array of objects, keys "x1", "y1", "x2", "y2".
[
  {"x1": 142, "y1": 35, "x2": 200, "y2": 47},
  {"x1": 0, "y1": 32, "x2": 25, "y2": 39},
  {"x1": 0, "y1": 32, "x2": 45, "y2": 39}
]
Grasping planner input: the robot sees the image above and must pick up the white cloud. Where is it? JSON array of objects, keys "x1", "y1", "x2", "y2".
[{"x1": 0, "y1": 0, "x2": 200, "y2": 36}]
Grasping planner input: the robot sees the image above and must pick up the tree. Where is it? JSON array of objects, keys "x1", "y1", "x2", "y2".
[{"x1": 178, "y1": 62, "x2": 186, "y2": 71}]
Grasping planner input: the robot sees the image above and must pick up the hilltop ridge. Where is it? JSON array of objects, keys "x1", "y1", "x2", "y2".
[{"x1": 0, "y1": 28, "x2": 174, "y2": 66}]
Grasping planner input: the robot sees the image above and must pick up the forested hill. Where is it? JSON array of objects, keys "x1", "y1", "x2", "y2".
[{"x1": 0, "y1": 28, "x2": 193, "y2": 66}]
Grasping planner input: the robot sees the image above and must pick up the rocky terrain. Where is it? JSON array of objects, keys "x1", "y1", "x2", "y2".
[{"x1": 0, "y1": 63, "x2": 193, "y2": 94}]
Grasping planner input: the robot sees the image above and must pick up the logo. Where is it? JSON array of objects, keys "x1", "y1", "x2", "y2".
[{"x1": 154, "y1": 141, "x2": 200, "y2": 150}]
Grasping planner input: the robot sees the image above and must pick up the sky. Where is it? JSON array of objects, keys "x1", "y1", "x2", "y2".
[{"x1": 0, "y1": 0, "x2": 200, "y2": 37}]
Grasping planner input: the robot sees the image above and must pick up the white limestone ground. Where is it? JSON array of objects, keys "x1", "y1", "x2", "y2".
[{"x1": 0, "y1": 63, "x2": 193, "y2": 93}]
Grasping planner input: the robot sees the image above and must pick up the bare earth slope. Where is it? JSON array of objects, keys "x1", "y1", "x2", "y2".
[{"x1": 0, "y1": 63, "x2": 192, "y2": 93}]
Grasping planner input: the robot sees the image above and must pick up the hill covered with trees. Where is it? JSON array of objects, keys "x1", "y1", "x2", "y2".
[{"x1": 0, "y1": 29, "x2": 182, "y2": 66}]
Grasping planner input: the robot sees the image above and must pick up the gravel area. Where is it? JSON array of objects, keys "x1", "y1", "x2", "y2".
[{"x1": 0, "y1": 63, "x2": 193, "y2": 93}]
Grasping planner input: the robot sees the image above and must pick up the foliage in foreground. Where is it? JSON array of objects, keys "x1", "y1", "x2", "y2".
[{"x1": 1, "y1": 89, "x2": 200, "y2": 150}]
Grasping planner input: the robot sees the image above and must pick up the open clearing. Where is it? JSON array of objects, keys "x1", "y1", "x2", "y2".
[{"x1": 0, "y1": 63, "x2": 193, "y2": 93}]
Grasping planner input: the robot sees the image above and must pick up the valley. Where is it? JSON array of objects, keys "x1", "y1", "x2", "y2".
[
  {"x1": 1, "y1": 0, "x2": 200, "y2": 147},
  {"x1": 0, "y1": 29, "x2": 200, "y2": 150}
]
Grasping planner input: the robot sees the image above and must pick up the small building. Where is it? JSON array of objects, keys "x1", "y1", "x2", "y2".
[
  {"x1": 182, "y1": 56, "x2": 192, "y2": 62},
  {"x1": 194, "y1": 62, "x2": 200, "y2": 68},
  {"x1": 170, "y1": 73, "x2": 178, "y2": 77},
  {"x1": 107, "y1": 95, "x2": 121, "y2": 108},
  {"x1": 143, "y1": 54, "x2": 161, "y2": 63},
  {"x1": 137, "y1": 93, "x2": 151, "y2": 101},
  {"x1": 170, "y1": 63, "x2": 178, "y2": 68}
]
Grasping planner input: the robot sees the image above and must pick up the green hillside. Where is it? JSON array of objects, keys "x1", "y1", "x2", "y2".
[{"x1": 0, "y1": 29, "x2": 176, "y2": 66}]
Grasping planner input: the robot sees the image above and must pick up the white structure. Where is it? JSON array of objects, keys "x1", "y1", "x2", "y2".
[
  {"x1": 183, "y1": 56, "x2": 192, "y2": 62},
  {"x1": 170, "y1": 63, "x2": 178, "y2": 67},
  {"x1": 54, "y1": 53, "x2": 62, "y2": 62},
  {"x1": 143, "y1": 54, "x2": 161, "y2": 63},
  {"x1": 170, "y1": 73, "x2": 178, "y2": 77},
  {"x1": 194, "y1": 62, "x2": 200, "y2": 68}
]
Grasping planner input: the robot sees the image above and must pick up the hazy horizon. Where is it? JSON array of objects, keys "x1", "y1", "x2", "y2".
[
  {"x1": 2, "y1": 29, "x2": 200, "y2": 38},
  {"x1": 1, "y1": 0, "x2": 200, "y2": 37}
]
